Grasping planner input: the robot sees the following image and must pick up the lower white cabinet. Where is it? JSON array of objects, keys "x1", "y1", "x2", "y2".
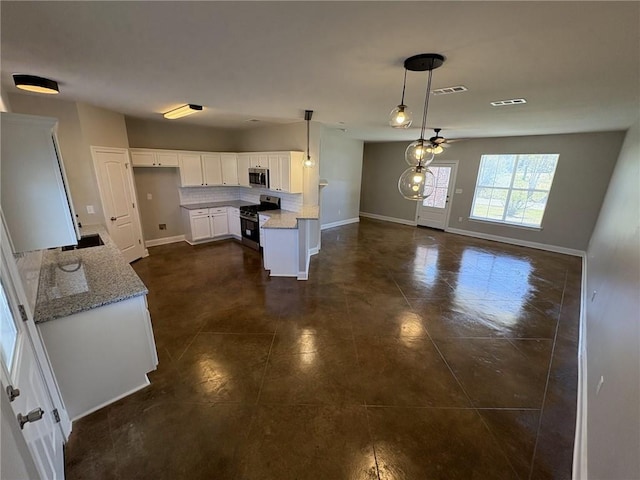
[
  {"x1": 183, "y1": 207, "x2": 231, "y2": 244},
  {"x1": 228, "y1": 207, "x2": 241, "y2": 238},
  {"x1": 37, "y1": 295, "x2": 158, "y2": 420}
]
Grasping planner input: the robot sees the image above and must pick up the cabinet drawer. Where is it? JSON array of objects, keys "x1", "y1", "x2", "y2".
[
  {"x1": 189, "y1": 209, "x2": 209, "y2": 216},
  {"x1": 210, "y1": 207, "x2": 227, "y2": 214}
]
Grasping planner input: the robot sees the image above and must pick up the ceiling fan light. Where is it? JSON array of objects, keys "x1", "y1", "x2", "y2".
[
  {"x1": 13, "y1": 74, "x2": 59, "y2": 94},
  {"x1": 389, "y1": 104, "x2": 412, "y2": 128},
  {"x1": 426, "y1": 143, "x2": 444, "y2": 155},
  {"x1": 398, "y1": 165, "x2": 436, "y2": 201},
  {"x1": 405, "y1": 138, "x2": 435, "y2": 166},
  {"x1": 163, "y1": 104, "x2": 203, "y2": 119}
]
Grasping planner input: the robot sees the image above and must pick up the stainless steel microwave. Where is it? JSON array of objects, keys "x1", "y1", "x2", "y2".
[{"x1": 248, "y1": 168, "x2": 269, "y2": 188}]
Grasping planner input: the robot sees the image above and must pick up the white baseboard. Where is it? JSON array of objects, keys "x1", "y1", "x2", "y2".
[
  {"x1": 321, "y1": 217, "x2": 360, "y2": 230},
  {"x1": 309, "y1": 247, "x2": 319, "y2": 255},
  {"x1": 573, "y1": 255, "x2": 589, "y2": 479},
  {"x1": 145, "y1": 234, "x2": 185, "y2": 247},
  {"x1": 445, "y1": 227, "x2": 586, "y2": 257},
  {"x1": 359, "y1": 212, "x2": 417, "y2": 227}
]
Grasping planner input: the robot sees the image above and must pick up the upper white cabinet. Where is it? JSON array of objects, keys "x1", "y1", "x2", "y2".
[
  {"x1": 250, "y1": 154, "x2": 269, "y2": 168},
  {"x1": 130, "y1": 148, "x2": 179, "y2": 167},
  {"x1": 268, "y1": 152, "x2": 304, "y2": 193},
  {"x1": 179, "y1": 153, "x2": 241, "y2": 187},
  {"x1": 237, "y1": 154, "x2": 251, "y2": 187},
  {"x1": 221, "y1": 153, "x2": 239, "y2": 186},
  {"x1": 1, "y1": 113, "x2": 80, "y2": 252}
]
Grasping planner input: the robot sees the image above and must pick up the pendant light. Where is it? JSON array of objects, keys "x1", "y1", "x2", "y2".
[
  {"x1": 388, "y1": 69, "x2": 412, "y2": 128},
  {"x1": 397, "y1": 53, "x2": 445, "y2": 200},
  {"x1": 303, "y1": 110, "x2": 315, "y2": 168}
]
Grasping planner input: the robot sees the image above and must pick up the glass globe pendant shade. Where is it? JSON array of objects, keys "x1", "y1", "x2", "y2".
[
  {"x1": 398, "y1": 165, "x2": 436, "y2": 200},
  {"x1": 303, "y1": 155, "x2": 315, "y2": 168},
  {"x1": 405, "y1": 138, "x2": 435, "y2": 166},
  {"x1": 389, "y1": 105, "x2": 412, "y2": 129}
]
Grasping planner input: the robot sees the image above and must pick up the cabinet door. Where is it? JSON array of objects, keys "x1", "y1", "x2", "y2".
[
  {"x1": 278, "y1": 154, "x2": 292, "y2": 193},
  {"x1": 191, "y1": 214, "x2": 212, "y2": 240},
  {"x1": 202, "y1": 154, "x2": 223, "y2": 186},
  {"x1": 237, "y1": 154, "x2": 251, "y2": 187},
  {"x1": 228, "y1": 208, "x2": 241, "y2": 237},
  {"x1": 179, "y1": 154, "x2": 204, "y2": 186},
  {"x1": 221, "y1": 153, "x2": 239, "y2": 186},
  {"x1": 211, "y1": 212, "x2": 229, "y2": 237},
  {"x1": 279, "y1": 152, "x2": 303, "y2": 193},
  {"x1": 268, "y1": 154, "x2": 281, "y2": 191},
  {"x1": 155, "y1": 151, "x2": 179, "y2": 167},
  {"x1": 249, "y1": 154, "x2": 261, "y2": 168},
  {"x1": 130, "y1": 150, "x2": 156, "y2": 166}
]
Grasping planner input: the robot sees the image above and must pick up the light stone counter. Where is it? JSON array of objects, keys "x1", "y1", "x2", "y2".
[
  {"x1": 180, "y1": 200, "x2": 257, "y2": 210},
  {"x1": 261, "y1": 205, "x2": 320, "y2": 229},
  {"x1": 34, "y1": 225, "x2": 147, "y2": 323}
]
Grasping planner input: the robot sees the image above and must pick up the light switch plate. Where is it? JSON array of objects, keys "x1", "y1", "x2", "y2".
[
  {"x1": 86, "y1": 205, "x2": 95, "y2": 214},
  {"x1": 455, "y1": 188, "x2": 463, "y2": 194}
]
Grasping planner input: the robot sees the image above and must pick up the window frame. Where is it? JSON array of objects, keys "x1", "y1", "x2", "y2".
[{"x1": 469, "y1": 153, "x2": 559, "y2": 229}]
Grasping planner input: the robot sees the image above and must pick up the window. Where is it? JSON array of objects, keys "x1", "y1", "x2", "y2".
[{"x1": 470, "y1": 154, "x2": 559, "y2": 228}]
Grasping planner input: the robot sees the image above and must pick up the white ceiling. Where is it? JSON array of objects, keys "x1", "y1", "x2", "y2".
[{"x1": 2, "y1": 1, "x2": 639, "y2": 142}]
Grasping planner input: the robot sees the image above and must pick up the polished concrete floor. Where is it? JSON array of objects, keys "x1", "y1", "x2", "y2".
[{"x1": 65, "y1": 218, "x2": 581, "y2": 479}]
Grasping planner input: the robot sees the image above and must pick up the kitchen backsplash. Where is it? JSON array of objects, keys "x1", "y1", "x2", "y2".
[{"x1": 179, "y1": 187, "x2": 303, "y2": 212}]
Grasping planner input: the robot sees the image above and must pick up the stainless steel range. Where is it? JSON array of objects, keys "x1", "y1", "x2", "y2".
[{"x1": 239, "y1": 194, "x2": 281, "y2": 250}]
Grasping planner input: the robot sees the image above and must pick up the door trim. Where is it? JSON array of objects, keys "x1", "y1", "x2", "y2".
[{"x1": 414, "y1": 160, "x2": 459, "y2": 229}]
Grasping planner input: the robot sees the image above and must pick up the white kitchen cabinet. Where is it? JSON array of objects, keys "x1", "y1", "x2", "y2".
[
  {"x1": 1, "y1": 113, "x2": 80, "y2": 252},
  {"x1": 237, "y1": 154, "x2": 251, "y2": 187},
  {"x1": 211, "y1": 208, "x2": 229, "y2": 236},
  {"x1": 130, "y1": 148, "x2": 179, "y2": 167},
  {"x1": 37, "y1": 294, "x2": 157, "y2": 420},
  {"x1": 268, "y1": 152, "x2": 304, "y2": 193},
  {"x1": 250, "y1": 153, "x2": 269, "y2": 168},
  {"x1": 259, "y1": 214, "x2": 270, "y2": 248},
  {"x1": 179, "y1": 153, "x2": 204, "y2": 186},
  {"x1": 228, "y1": 207, "x2": 241, "y2": 238},
  {"x1": 221, "y1": 153, "x2": 239, "y2": 186},
  {"x1": 183, "y1": 207, "x2": 231, "y2": 244},
  {"x1": 202, "y1": 154, "x2": 223, "y2": 186}
]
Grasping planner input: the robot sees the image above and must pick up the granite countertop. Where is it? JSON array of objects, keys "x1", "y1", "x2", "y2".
[
  {"x1": 180, "y1": 200, "x2": 257, "y2": 210},
  {"x1": 34, "y1": 225, "x2": 148, "y2": 323},
  {"x1": 261, "y1": 205, "x2": 320, "y2": 229}
]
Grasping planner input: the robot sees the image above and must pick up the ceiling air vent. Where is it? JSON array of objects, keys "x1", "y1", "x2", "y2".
[
  {"x1": 432, "y1": 85, "x2": 468, "y2": 95},
  {"x1": 490, "y1": 98, "x2": 527, "y2": 106}
]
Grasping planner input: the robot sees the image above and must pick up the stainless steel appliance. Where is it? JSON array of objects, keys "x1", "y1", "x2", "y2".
[
  {"x1": 248, "y1": 167, "x2": 269, "y2": 188},
  {"x1": 239, "y1": 195, "x2": 281, "y2": 250}
]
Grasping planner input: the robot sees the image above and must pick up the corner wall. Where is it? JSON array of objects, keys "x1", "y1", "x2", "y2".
[{"x1": 583, "y1": 121, "x2": 640, "y2": 478}]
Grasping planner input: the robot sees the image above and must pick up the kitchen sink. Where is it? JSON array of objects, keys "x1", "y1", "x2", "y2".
[{"x1": 61, "y1": 234, "x2": 104, "y2": 251}]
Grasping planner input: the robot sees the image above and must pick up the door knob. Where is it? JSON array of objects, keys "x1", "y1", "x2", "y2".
[
  {"x1": 6, "y1": 385, "x2": 20, "y2": 402},
  {"x1": 17, "y1": 408, "x2": 44, "y2": 430},
  {"x1": 110, "y1": 216, "x2": 117, "y2": 221}
]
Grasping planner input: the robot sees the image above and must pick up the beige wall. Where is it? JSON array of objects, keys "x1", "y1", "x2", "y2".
[
  {"x1": 7, "y1": 93, "x2": 110, "y2": 226},
  {"x1": 133, "y1": 168, "x2": 182, "y2": 241},
  {"x1": 238, "y1": 121, "x2": 321, "y2": 206},
  {"x1": 125, "y1": 116, "x2": 240, "y2": 151},
  {"x1": 77, "y1": 102, "x2": 129, "y2": 148},
  {"x1": 585, "y1": 121, "x2": 639, "y2": 478},
  {"x1": 319, "y1": 128, "x2": 364, "y2": 226},
  {"x1": 361, "y1": 131, "x2": 625, "y2": 250},
  {"x1": 360, "y1": 142, "x2": 420, "y2": 221}
]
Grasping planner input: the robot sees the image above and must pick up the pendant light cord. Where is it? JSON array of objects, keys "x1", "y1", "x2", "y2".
[
  {"x1": 400, "y1": 68, "x2": 408, "y2": 105},
  {"x1": 306, "y1": 116, "x2": 310, "y2": 161},
  {"x1": 420, "y1": 60, "x2": 435, "y2": 141}
]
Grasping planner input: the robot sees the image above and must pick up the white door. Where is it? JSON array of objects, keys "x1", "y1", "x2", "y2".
[
  {"x1": 416, "y1": 161, "x2": 458, "y2": 230},
  {"x1": 1, "y1": 249, "x2": 65, "y2": 479},
  {"x1": 91, "y1": 147, "x2": 145, "y2": 263}
]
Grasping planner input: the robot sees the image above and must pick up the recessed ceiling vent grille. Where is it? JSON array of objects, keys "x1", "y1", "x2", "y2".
[
  {"x1": 490, "y1": 98, "x2": 527, "y2": 106},
  {"x1": 432, "y1": 85, "x2": 468, "y2": 95}
]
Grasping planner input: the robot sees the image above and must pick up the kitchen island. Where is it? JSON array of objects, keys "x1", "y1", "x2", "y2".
[
  {"x1": 260, "y1": 205, "x2": 320, "y2": 280},
  {"x1": 35, "y1": 225, "x2": 158, "y2": 420}
]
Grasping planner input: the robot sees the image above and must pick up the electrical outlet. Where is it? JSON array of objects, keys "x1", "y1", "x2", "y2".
[
  {"x1": 458, "y1": 217, "x2": 463, "y2": 222},
  {"x1": 159, "y1": 224, "x2": 166, "y2": 230},
  {"x1": 455, "y1": 188, "x2": 463, "y2": 194},
  {"x1": 86, "y1": 205, "x2": 95, "y2": 214},
  {"x1": 147, "y1": 193, "x2": 153, "y2": 200}
]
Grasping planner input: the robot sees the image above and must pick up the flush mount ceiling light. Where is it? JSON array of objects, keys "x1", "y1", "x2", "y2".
[
  {"x1": 303, "y1": 110, "x2": 315, "y2": 168},
  {"x1": 396, "y1": 53, "x2": 445, "y2": 200},
  {"x1": 13, "y1": 74, "x2": 59, "y2": 94},
  {"x1": 388, "y1": 68, "x2": 412, "y2": 128},
  {"x1": 163, "y1": 104, "x2": 203, "y2": 120}
]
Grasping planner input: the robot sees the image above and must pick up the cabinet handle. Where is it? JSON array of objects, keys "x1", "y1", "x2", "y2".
[
  {"x1": 110, "y1": 216, "x2": 117, "y2": 221},
  {"x1": 17, "y1": 408, "x2": 44, "y2": 430}
]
